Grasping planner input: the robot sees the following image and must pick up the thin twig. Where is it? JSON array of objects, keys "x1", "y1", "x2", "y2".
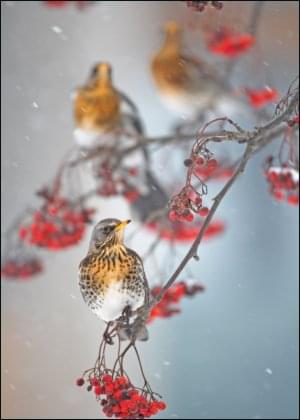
[{"x1": 152, "y1": 85, "x2": 298, "y2": 305}]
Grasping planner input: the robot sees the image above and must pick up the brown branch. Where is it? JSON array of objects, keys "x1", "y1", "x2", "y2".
[
  {"x1": 248, "y1": 1, "x2": 264, "y2": 36},
  {"x1": 67, "y1": 129, "x2": 246, "y2": 170},
  {"x1": 154, "y1": 142, "x2": 253, "y2": 303},
  {"x1": 223, "y1": 1, "x2": 264, "y2": 80},
  {"x1": 151, "y1": 83, "x2": 299, "y2": 306}
]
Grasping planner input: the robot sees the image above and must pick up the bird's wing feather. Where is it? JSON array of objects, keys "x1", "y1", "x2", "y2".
[
  {"x1": 78, "y1": 254, "x2": 94, "y2": 303},
  {"x1": 126, "y1": 248, "x2": 150, "y2": 304}
]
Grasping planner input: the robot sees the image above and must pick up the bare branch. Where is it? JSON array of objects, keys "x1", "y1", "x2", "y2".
[{"x1": 152, "y1": 83, "x2": 299, "y2": 305}]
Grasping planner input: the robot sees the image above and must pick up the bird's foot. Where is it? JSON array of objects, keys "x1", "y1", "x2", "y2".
[
  {"x1": 120, "y1": 305, "x2": 133, "y2": 325},
  {"x1": 103, "y1": 331, "x2": 114, "y2": 345},
  {"x1": 103, "y1": 322, "x2": 114, "y2": 345}
]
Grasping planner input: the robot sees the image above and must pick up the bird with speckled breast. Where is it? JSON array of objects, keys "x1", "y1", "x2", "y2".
[{"x1": 79, "y1": 219, "x2": 150, "y2": 341}]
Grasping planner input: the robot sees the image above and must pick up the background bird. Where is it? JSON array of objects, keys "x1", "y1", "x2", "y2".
[
  {"x1": 151, "y1": 21, "x2": 237, "y2": 118},
  {"x1": 74, "y1": 62, "x2": 169, "y2": 222},
  {"x1": 73, "y1": 62, "x2": 144, "y2": 149},
  {"x1": 79, "y1": 218, "x2": 150, "y2": 340}
]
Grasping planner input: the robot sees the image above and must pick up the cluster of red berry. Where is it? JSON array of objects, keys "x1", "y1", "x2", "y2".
[
  {"x1": 169, "y1": 153, "x2": 234, "y2": 222},
  {"x1": 96, "y1": 162, "x2": 140, "y2": 203},
  {"x1": 1, "y1": 258, "x2": 43, "y2": 279},
  {"x1": 148, "y1": 281, "x2": 205, "y2": 323},
  {"x1": 208, "y1": 27, "x2": 255, "y2": 57},
  {"x1": 76, "y1": 374, "x2": 166, "y2": 419},
  {"x1": 185, "y1": 1, "x2": 223, "y2": 12},
  {"x1": 168, "y1": 184, "x2": 209, "y2": 223},
  {"x1": 145, "y1": 219, "x2": 225, "y2": 242},
  {"x1": 245, "y1": 87, "x2": 279, "y2": 108},
  {"x1": 265, "y1": 165, "x2": 299, "y2": 205},
  {"x1": 19, "y1": 197, "x2": 94, "y2": 250},
  {"x1": 190, "y1": 155, "x2": 234, "y2": 181}
]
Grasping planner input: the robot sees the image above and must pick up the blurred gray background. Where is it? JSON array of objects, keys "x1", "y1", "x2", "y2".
[{"x1": 1, "y1": 1, "x2": 299, "y2": 419}]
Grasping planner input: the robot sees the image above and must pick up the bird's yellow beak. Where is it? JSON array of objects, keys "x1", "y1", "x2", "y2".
[{"x1": 114, "y1": 220, "x2": 131, "y2": 232}]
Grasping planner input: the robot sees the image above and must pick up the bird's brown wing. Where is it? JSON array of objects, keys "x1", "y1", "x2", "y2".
[
  {"x1": 182, "y1": 54, "x2": 231, "y2": 91},
  {"x1": 78, "y1": 254, "x2": 97, "y2": 304},
  {"x1": 126, "y1": 248, "x2": 150, "y2": 305}
]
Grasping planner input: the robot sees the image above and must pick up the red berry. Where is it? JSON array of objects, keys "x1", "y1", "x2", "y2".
[
  {"x1": 139, "y1": 408, "x2": 149, "y2": 416},
  {"x1": 124, "y1": 189, "x2": 140, "y2": 202},
  {"x1": 102, "y1": 374, "x2": 113, "y2": 383},
  {"x1": 113, "y1": 390, "x2": 123, "y2": 400},
  {"x1": 287, "y1": 194, "x2": 299, "y2": 205},
  {"x1": 184, "y1": 212, "x2": 194, "y2": 222},
  {"x1": 129, "y1": 390, "x2": 140, "y2": 400},
  {"x1": 194, "y1": 196, "x2": 202, "y2": 206},
  {"x1": 199, "y1": 207, "x2": 209, "y2": 217},
  {"x1": 112, "y1": 405, "x2": 121, "y2": 414},
  {"x1": 105, "y1": 383, "x2": 114, "y2": 394},
  {"x1": 195, "y1": 156, "x2": 205, "y2": 166},
  {"x1": 120, "y1": 400, "x2": 130, "y2": 412},
  {"x1": 48, "y1": 206, "x2": 58, "y2": 216},
  {"x1": 94, "y1": 386, "x2": 102, "y2": 396},
  {"x1": 116, "y1": 376, "x2": 128, "y2": 386},
  {"x1": 206, "y1": 158, "x2": 218, "y2": 171},
  {"x1": 168, "y1": 210, "x2": 178, "y2": 222},
  {"x1": 149, "y1": 401, "x2": 159, "y2": 414},
  {"x1": 19, "y1": 227, "x2": 28, "y2": 239},
  {"x1": 90, "y1": 377, "x2": 100, "y2": 387},
  {"x1": 273, "y1": 190, "x2": 284, "y2": 201},
  {"x1": 76, "y1": 377, "x2": 85, "y2": 386},
  {"x1": 44, "y1": 1, "x2": 68, "y2": 8},
  {"x1": 158, "y1": 401, "x2": 167, "y2": 410},
  {"x1": 128, "y1": 167, "x2": 138, "y2": 176}
]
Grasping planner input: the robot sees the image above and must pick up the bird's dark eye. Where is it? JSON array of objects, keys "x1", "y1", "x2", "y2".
[
  {"x1": 89, "y1": 64, "x2": 99, "y2": 79},
  {"x1": 102, "y1": 225, "x2": 114, "y2": 235}
]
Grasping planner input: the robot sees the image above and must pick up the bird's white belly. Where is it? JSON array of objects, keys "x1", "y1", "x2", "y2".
[
  {"x1": 94, "y1": 282, "x2": 144, "y2": 323},
  {"x1": 159, "y1": 90, "x2": 218, "y2": 117},
  {"x1": 73, "y1": 128, "x2": 116, "y2": 149},
  {"x1": 160, "y1": 90, "x2": 247, "y2": 120}
]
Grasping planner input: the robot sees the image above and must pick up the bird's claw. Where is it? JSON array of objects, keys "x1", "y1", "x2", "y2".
[
  {"x1": 120, "y1": 305, "x2": 133, "y2": 325},
  {"x1": 103, "y1": 331, "x2": 114, "y2": 345}
]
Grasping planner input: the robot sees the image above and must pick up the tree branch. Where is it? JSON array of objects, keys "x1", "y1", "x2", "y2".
[{"x1": 152, "y1": 83, "x2": 299, "y2": 306}]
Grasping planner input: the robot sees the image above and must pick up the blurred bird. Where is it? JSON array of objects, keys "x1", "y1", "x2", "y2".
[
  {"x1": 74, "y1": 62, "x2": 168, "y2": 222},
  {"x1": 79, "y1": 218, "x2": 150, "y2": 341},
  {"x1": 73, "y1": 62, "x2": 144, "y2": 148},
  {"x1": 74, "y1": 62, "x2": 168, "y2": 221},
  {"x1": 151, "y1": 21, "x2": 235, "y2": 118}
]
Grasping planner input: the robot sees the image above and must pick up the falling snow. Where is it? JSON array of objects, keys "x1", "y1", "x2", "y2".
[{"x1": 52, "y1": 25, "x2": 63, "y2": 34}]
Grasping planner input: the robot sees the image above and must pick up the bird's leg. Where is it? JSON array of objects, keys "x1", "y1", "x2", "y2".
[
  {"x1": 103, "y1": 321, "x2": 114, "y2": 345},
  {"x1": 120, "y1": 305, "x2": 133, "y2": 326}
]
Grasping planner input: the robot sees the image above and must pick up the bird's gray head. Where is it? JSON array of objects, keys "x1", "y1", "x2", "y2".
[
  {"x1": 88, "y1": 218, "x2": 131, "y2": 254},
  {"x1": 89, "y1": 62, "x2": 112, "y2": 85}
]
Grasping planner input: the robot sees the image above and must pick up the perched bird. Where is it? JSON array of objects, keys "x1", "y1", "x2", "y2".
[
  {"x1": 79, "y1": 219, "x2": 150, "y2": 340},
  {"x1": 74, "y1": 62, "x2": 168, "y2": 222},
  {"x1": 151, "y1": 21, "x2": 235, "y2": 118},
  {"x1": 73, "y1": 62, "x2": 144, "y2": 148}
]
